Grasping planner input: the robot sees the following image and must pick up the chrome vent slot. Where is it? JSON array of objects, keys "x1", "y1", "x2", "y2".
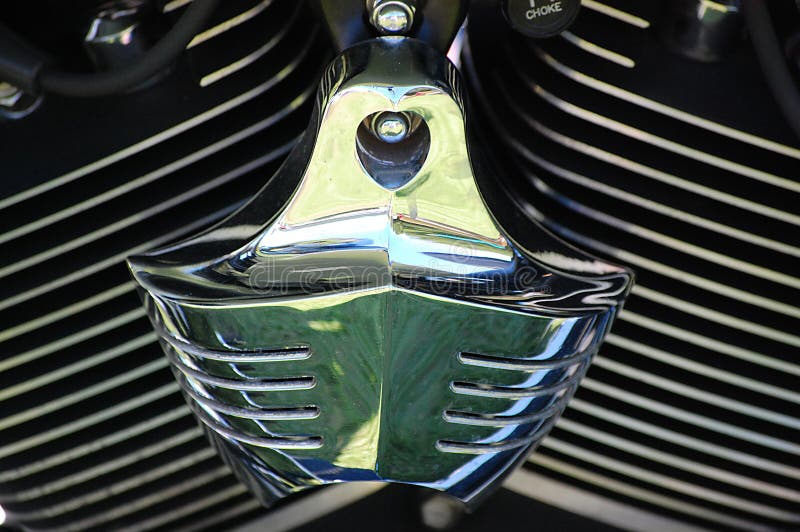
[
  {"x1": 437, "y1": 350, "x2": 590, "y2": 456},
  {"x1": 164, "y1": 339, "x2": 324, "y2": 451}
]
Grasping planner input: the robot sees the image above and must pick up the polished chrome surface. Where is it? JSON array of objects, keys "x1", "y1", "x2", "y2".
[
  {"x1": 128, "y1": 36, "x2": 631, "y2": 506},
  {"x1": 0, "y1": 81, "x2": 40, "y2": 119},
  {"x1": 368, "y1": 0, "x2": 415, "y2": 35},
  {"x1": 371, "y1": 111, "x2": 410, "y2": 143},
  {"x1": 84, "y1": 0, "x2": 159, "y2": 73}
]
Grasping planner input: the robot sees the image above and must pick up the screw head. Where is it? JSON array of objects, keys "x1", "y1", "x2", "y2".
[
  {"x1": 371, "y1": 1, "x2": 413, "y2": 34},
  {"x1": 372, "y1": 112, "x2": 409, "y2": 143}
]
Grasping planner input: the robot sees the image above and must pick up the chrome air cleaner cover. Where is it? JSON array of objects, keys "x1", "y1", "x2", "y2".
[{"x1": 127, "y1": 37, "x2": 632, "y2": 506}]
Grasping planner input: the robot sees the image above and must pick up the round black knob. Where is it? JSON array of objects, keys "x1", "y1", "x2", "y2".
[{"x1": 503, "y1": 0, "x2": 581, "y2": 39}]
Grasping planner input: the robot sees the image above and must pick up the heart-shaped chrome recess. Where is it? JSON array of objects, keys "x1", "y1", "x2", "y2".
[
  {"x1": 356, "y1": 111, "x2": 430, "y2": 189},
  {"x1": 127, "y1": 37, "x2": 633, "y2": 508}
]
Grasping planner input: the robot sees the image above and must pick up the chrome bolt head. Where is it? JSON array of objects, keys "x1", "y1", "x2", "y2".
[
  {"x1": 0, "y1": 81, "x2": 40, "y2": 119},
  {"x1": 370, "y1": 0, "x2": 414, "y2": 34},
  {"x1": 372, "y1": 111, "x2": 409, "y2": 143}
]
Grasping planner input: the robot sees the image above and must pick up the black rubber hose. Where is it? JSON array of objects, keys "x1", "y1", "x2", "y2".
[
  {"x1": 39, "y1": 0, "x2": 219, "y2": 97},
  {"x1": 743, "y1": 0, "x2": 800, "y2": 140}
]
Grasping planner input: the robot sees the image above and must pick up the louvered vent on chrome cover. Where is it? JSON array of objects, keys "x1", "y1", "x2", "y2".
[
  {"x1": 0, "y1": 1, "x2": 330, "y2": 530},
  {"x1": 465, "y1": 0, "x2": 800, "y2": 530}
]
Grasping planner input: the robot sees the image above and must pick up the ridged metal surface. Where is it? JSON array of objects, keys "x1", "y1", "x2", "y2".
[
  {"x1": 465, "y1": 0, "x2": 800, "y2": 530},
  {"x1": 0, "y1": 1, "x2": 329, "y2": 530}
]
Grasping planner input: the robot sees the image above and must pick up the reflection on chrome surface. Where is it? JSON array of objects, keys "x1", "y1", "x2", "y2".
[{"x1": 128, "y1": 37, "x2": 632, "y2": 507}]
